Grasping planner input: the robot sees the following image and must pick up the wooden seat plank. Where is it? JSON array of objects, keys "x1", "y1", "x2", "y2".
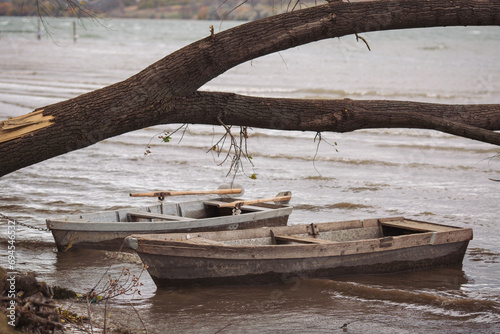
[
  {"x1": 127, "y1": 211, "x2": 195, "y2": 221},
  {"x1": 188, "y1": 237, "x2": 225, "y2": 245},
  {"x1": 382, "y1": 220, "x2": 457, "y2": 232},
  {"x1": 274, "y1": 235, "x2": 335, "y2": 244}
]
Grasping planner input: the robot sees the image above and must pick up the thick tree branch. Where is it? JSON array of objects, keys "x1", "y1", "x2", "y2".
[
  {"x1": 165, "y1": 92, "x2": 500, "y2": 145},
  {"x1": 1, "y1": 0, "x2": 500, "y2": 176},
  {"x1": 165, "y1": 92, "x2": 500, "y2": 131}
]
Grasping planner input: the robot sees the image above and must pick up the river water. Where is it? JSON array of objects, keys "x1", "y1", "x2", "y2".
[{"x1": 0, "y1": 16, "x2": 499, "y2": 333}]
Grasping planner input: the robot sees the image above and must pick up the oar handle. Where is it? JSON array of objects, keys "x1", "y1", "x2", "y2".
[
  {"x1": 130, "y1": 188, "x2": 242, "y2": 197},
  {"x1": 217, "y1": 195, "x2": 292, "y2": 208}
]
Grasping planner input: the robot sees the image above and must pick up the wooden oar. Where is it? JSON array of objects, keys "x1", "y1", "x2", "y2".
[
  {"x1": 130, "y1": 188, "x2": 243, "y2": 198},
  {"x1": 216, "y1": 192, "x2": 292, "y2": 208}
]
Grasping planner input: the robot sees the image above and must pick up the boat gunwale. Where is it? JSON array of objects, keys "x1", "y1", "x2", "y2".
[
  {"x1": 46, "y1": 205, "x2": 292, "y2": 231},
  {"x1": 130, "y1": 228, "x2": 472, "y2": 253},
  {"x1": 128, "y1": 217, "x2": 473, "y2": 260},
  {"x1": 130, "y1": 216, "x2": 469, "y2": 243}
]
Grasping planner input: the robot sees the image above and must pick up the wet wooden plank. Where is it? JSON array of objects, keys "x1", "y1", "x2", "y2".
[
  {"x1": 188, "y1": 237, "x2": 227, "y2": 245},
  {"x1": 127, "y1": 211, "x2": 195, "y2": 221},
  {"x1": 274, "y1": 235, "x2": 336, "y2": 244},
  {"x1": 381, "y1": 219, "x2": 459, "y2": 232}
]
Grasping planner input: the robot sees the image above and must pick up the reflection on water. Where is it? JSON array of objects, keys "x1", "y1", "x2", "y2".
[
  {"x1": 139, "y1": 273, "x2": 499, "y2": 333},
  {"x1": 333, "y1": 266, "x2": 471, "y2": 292}
]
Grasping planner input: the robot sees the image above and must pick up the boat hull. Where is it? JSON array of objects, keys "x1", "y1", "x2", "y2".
[
  {"x1": 47, "y1": 198, "x2": 292, "y2": 252},
  {"x1": 143, "y1": 241, "x2": 469, "y2": 287},
  {"x1": 49, "y1": 214, "x2": 289, "y2": 252},
  {"x1": 127, "y1": 217, "x2": 473, "y2": 287}
]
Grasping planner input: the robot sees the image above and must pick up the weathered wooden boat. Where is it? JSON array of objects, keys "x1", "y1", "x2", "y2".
[
  {"x1": 125, "y1": 217, "x2": 473, "y2": 287},
  {"x1": 47, "y1": 189, "x2": 292, "y2": 252}
]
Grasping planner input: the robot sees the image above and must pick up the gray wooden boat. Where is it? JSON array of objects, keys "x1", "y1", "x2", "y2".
[
  {"x1": 47, "y1": 190, "x2": 292, "y2": 252},
  {"x1": 125, "y1": 217, "x2": 473, "y2": 287}
]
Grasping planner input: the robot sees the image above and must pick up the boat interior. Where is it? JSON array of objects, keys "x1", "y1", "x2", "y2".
[
  {"x1": 144, "y1": 218, "x2": 455, "y2": 246},
  {"x1": 59, "y1": 198, "x2": 286, "y2": 223}
]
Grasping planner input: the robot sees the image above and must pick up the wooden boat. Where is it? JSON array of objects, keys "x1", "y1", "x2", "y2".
[
  {"x1": 125, "y1": 217, "x2": 473, "y2": 287},
  {"x1": 47, "y1": 189, "x2": 292, "y2": 252}
]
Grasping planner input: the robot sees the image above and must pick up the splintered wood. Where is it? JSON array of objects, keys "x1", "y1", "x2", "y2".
[{"x1": 0, "y1": 109, "x2": 54, "y2": 143}]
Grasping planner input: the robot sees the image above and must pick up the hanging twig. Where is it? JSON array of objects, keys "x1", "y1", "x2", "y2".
[
  {"x1": 313, "y1": 132, "x2": 339, "y2": 175},
  {"x1": 211, "y1": 117, "x2": 256, "y2": 178},
  {"x1": 355, "y1": 33, "x2": 371, "y2": 51},
  {"x1": 129, "y1": 301, "x2": 148, "y2": 334},
  {"x1": 144, "y1": 124, "x2": 187, "y2": 155}
]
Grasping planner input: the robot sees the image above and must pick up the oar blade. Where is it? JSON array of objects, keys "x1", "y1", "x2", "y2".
[
  {"x1": 274, "y1": 191, "x2": 292, "y2": 204},
  {"x1": 218, "y1": 184, "x2": 244, "y2": 197}
]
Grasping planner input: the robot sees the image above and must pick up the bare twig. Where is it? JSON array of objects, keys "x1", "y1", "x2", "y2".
[
  {"x1": 144, "y1": 124, "x2": 187, "y2": 155},
  {"x1": 78, "y1": 265, "x2": 148, "y2": 333},
  {"x1": 313, "y1": 132, "x2": 339, "y2": 175},
  {"x1": 217, "y1": 0, "x2": 250, "y2": 25},
  {"x1": 33, "y1": 0, "x2": 106, "y2": 43},
  {"x1": 129, "y1": 301, "x2": 148, "y2": 334},
  {"x1": 210, "y1": 117, "x2": 256, "y2": 178},
  {"x1": 355, "y1": 33, "x2": 371, "y2": 51},
  {"x1": 85, "y1": 296, "x2": 94, "y2": 334}
]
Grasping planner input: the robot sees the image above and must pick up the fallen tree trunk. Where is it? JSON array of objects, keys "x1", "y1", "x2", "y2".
[{"x1": 1, "y1": 0, "x2": 499, "y2": 177}]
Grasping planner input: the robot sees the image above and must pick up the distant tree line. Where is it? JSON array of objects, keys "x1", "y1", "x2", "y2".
[
  {"x1": 0, "y1": 0, "x2": 315, "y2": 20},
  {"x1": 0, "y1": 0, "x2": 136, "y2": 17}
]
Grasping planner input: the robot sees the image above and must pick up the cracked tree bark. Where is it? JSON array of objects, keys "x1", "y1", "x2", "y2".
[{"x1": 0, "y1": 0, "x2": 499, "y2": 177}]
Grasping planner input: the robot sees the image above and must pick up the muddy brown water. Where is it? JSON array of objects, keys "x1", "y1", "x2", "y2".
[{"x1": 0, "y1": 17, "x2": 499, "y2": 332}]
